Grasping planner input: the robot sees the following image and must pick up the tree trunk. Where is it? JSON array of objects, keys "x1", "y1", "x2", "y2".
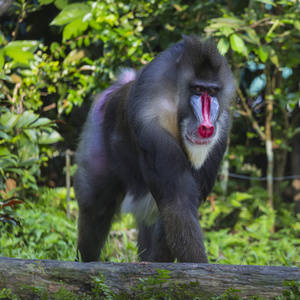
[
  {"x1": 265, "y1": 101, "x2": 274, "y2": 211},
  {"x1": 0, "y1": 258, "x2": 299, "y2": 299},
  {"x1": 291, "y1": 132, "x2": 300, "y2": 214},
  {"x1": 274, "y1": 147, "x2": 288, "y2": 208}
]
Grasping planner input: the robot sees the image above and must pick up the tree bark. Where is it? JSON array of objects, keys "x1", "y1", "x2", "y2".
[
  {"x1": 274, "y1": 147, "x2": 288, "y2": 207},
  {"x1": 0, "y1": 257, "x2": 299, "y2": 299},
  {"x1": 291, "y1": 132, "x2": 300, "y2": 215},
  {"x1": 265, "y1": 101, "x2": 274, "y2": 211}
]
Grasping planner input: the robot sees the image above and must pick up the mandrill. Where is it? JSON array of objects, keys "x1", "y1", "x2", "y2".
[{"x1": 74, "y1": 35, "x2": 236, "y2": 263}]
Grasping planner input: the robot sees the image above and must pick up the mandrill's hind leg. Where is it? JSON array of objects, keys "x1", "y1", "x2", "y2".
[
  {"x1": 75, "y1": 173, "x2": 122, "y2": 262},
  {"x1": 138, "y1": 219, "x2": 175, "y2": 262},
  {"x1": 137, "y1": 223, "x2": 154, "y2": 261}
]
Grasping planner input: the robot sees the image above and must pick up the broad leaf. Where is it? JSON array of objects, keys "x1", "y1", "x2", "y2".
[
  {"x1": 244, "y1": 28, "x2": 261, "y2": 46},
  {"x1": 0, "y1": 49, "x2": 4, "y2": 68},
  {"x1": 63, "y1": 18, "x2": 89, "y2": 41},
  {"x1": 3, "y1": 40, "x2": 39, "y2": 67},
  {"x1": 210, "y1": 17, "x2": 245, "y2": 27},
  {"x1": 4, "y1": 40, "x2": 39, "y2": 53},
  {"x1": 38, "y1": 131, "x2": 63, "y2": 144},
  {"x1": 54, "y1": 0, "x2": 68, "y2": 9},
  {"x1": 217, "y1": 38, "x2": 230, "y2": 55},
  {"x1": 230, "y1": 34, "x2": 245, "y2": 54},
  {"x1": 38, "y1": 0, "x2": 54, "y2": 5},
  {"x1": 258, "y1": 46, "x2": 268, "y2": 63},
  {"x1": 29, "y1": 117, "x2": 52, "y2": 128},
  {"x1": 51, "y1": 3, "x2": 90, "y2": 26},
  {"x1": 0, "y1": 112, "x2": 20, "y2": 129},
  {"x1": 0, "y1": 146, "x2": 10, "y2": 156},
  {"x1": 15, "y1": 111, "x2": 39, "y2": 129}
]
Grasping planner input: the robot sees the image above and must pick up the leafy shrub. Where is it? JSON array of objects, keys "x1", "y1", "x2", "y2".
[{"x1": 0, "y1": 106, "x2": 62, "y2": 201}]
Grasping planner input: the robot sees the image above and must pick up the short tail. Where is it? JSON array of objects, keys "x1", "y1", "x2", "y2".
[{"x1": 117, "y1": 68, "x2": 136, "y2": 85}]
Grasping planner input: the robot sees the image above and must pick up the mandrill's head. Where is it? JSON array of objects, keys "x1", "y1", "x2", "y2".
[{"x1": 176, "y1": 36, "x2": 236, "y2": 169}]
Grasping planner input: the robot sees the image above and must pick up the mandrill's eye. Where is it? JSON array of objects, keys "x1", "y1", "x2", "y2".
[
  {"x1": 209, "y1": 88, "x2": 216, "y2": 95},
  {"x1": 193, "y1": 86, "x2": 202, "y2": 95}
]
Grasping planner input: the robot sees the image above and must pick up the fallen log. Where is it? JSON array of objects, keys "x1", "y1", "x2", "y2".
[{"x1": 0, "y1": 257, "x2": 299, "y2": 299}]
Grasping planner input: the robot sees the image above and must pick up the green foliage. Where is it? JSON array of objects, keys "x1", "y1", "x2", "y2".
[
  {"x1": 205, "y1": 0, "x2": 300, "y2": 153},
  {"x1": 1, "y1": 185, "x2": 299, "y2": 267},
  {"x1": 91, "y1": 272, "x2": 115, "y2": 300},
  {"x1": 210, "y1": 288, "x2": 243, "y2": 300},
  {"x1": 133, "y1": 269, "x2": 171, "y2": 299},
  {"x1": 0, "y1": 188, "x2": 77, "y2": 260},
  {"x1": 205, "y1": 2, "x2": 300, "y2": 211},
  {"x1": 0, "y1": 288, "x2": 19, "y2": 299},
  {"x1": 0, "y1": 198, "x2": 24, "y2": 226},
  {"x1": 0, "y1": 187, "x2": 138, "y2": 262},
  {"x1": 22, "y1": 283, "x2": 80, "y2": 300},
  {"x1": 0, "y1": 40, "x2": 39, "y2": 68},
  {"x1": 281, "y1": 280, "x2": 300, "y2": 299},
  {"x1": 0, "y1": 106, "x2": 62, "y2": 201},
  {"x1": 0, "y1": 0, "x2": 298, "y2": 206},
  {"x1": 1, "y1": 0, "x2": 183, "y2": 203},
  {"x1": 201, "y1": 188, "x2": 299, "y2": 266}
]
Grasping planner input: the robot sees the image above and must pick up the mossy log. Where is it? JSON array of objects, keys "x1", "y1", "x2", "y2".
[{"x1": 0, "y1": 257, "x2": 299, "y2": 299}]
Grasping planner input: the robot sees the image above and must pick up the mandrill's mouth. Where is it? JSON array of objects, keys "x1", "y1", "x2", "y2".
[{"x1": 185, "y1": 131, "x2": 212, "y2": 145}]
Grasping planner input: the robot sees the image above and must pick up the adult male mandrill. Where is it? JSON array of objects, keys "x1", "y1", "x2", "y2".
[{"x1": 74, "y1": 35, "x2": 236, "y2": 263}]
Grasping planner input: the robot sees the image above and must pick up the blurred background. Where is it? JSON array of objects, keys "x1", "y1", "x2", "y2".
[{"x1": 0, "y1": 0, "x2": 299, "y2": 266}]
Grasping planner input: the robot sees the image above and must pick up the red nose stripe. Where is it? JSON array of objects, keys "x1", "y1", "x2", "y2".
[{"x1": 198, "y1": 92, "x2": 214, "y2": 138}]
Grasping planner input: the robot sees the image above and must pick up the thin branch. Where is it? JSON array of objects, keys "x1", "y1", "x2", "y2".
[
  {"x1": 145, "y1": 40, "x2": 155, "y2": 58},
  {"x1": 10, "y1": 82, "x2": 21, "y2": 112},
  {"x1": 236, "y1": 86, "x2": 266, "y2": 141},
  {"x1": 11, "y1": 1, "x2": 26, "y2": 41}
]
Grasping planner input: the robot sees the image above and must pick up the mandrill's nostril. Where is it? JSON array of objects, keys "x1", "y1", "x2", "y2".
[{"x1": 198, "y1": 124, "x2": 214, "y2": 138}]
